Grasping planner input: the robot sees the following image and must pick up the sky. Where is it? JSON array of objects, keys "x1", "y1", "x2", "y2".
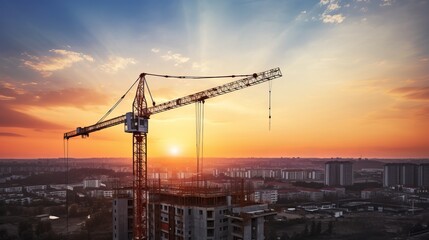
[{"x1": 0, "y1": 0, "x2": 428, "y2": 159}]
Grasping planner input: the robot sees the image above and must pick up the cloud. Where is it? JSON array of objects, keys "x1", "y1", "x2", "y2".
[
  {"x1": 0, "y1": 81, "x2": 109, "y2": 107},
  {"x1": 0, "y1": 132, "x2": 24, "y2": 137},
  {"x1": 0, "y1": 95, "x2": 15, "y2": 101},
  {"x1": 192, "y1": 62, "x2": 209, "y2": 72},
  {"x1": 161, "y1": 51, "x2": 190, "y2": 66},
  {"x1": 327, "y1": 2, "x2": 340, "y2": 12},
  {"x1": 151, "y1": 48, "x2": 160, "y2": 53},
  {"x1": 321, "y1": 13, "x2": 346, "y2": 24},
  {"x1": 390, "y1": 86, "x2": 429, "y2": 100},
  {"x1": 22, "y1": 49, "x2": 94, "y2": 77},
  {"x1": 100, "y1": 56, "x2": 136, "y2": 73},
  {"x1": 380, "y1": 0, "x2": 394, "y2": 7},
  {"x1": 0, "y1": 81, "x2": 109, "y2": 129},
  {"x1": 0, "y1": 104, "x2": 63, "y2": 129},
  {"x1": 319, "y1": 0, "x2": 345, "y2": 24}
]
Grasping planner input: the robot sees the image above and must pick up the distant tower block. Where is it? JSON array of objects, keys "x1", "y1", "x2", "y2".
[
  {"x1": 383, "y1": 163, "x2": 418, "y2": 187},
  {"x1": 324, "y1": 161, "x2": 353, "y2": 186}
]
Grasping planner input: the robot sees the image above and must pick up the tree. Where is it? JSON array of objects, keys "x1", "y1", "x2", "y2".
[
  {"x1": 310, "y1": 221, "x2": 316, "y2": 236},
  {"x1": 35, "y1": 221, "x2": 51, "y2": 237},
  {"x1": 18, "y1": 221, "x2": 33, "y2": 240},
  {"x1": 326, "y1": 221, "x2": 334, "y2": 235},
  {"x1": 303, "y1": 224, "x2": 309, "y2": 236},
  {"x1": 68, "y1": 203, "x2": 78, "y2": 217},
  {"x1": 316, "y1": 221, "x2": 322, "y2": 235}
]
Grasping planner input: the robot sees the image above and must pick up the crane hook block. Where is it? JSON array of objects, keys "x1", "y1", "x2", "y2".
[{"x1": 124, "y1": 112, "x2": 148, "y2": 133}]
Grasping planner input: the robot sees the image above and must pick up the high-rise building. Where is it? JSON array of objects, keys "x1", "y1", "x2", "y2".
[
  {"x1": 112, "y1": 196, "x2": 133, "y2": 240},
  {"x1": 401, "y1": 163, "x2": 418, "y2": 187},
  {"x1": 418, "y1": 164, "x2": 429, "y2": 187},
  {"x1": 383, "y1": 163, "x2": 401, "y2": 187},
  {"x1": 383, "y1": 163, "x2": 421, "y2": 187},
  {"x1": 324, "y1": 161, "x2": 353, "y2": 186}
]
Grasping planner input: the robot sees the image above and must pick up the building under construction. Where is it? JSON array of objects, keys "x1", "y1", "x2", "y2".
[{"x1": 113, "y1": 185, "x2": 276, "y2": 240}]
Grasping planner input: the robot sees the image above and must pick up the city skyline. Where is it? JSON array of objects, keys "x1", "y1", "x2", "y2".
[{"x1": 1, "y1": 0, "x2": 429, "y2": 159}]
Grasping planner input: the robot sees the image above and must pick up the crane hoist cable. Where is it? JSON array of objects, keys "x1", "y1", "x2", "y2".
[
  {"x1": 63, "y1": 138, "x2": 69, "y2": 236},
  {"x1": 195, "y1": 100, "x2": 205, "y2": 188},
  {"x1": 269, "y1": 80, "x2": 273, "y2": 131}
]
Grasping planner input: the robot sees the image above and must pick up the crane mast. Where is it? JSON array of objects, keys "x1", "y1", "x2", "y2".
[
  {"x1": 132, "y1": 76, "x2": 149, "y2": 239},
  {"x1": 63, "y1": 67, "x2": 282, "y2": 240}
]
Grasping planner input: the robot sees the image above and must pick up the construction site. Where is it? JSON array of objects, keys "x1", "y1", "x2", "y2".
[
  {"x1": 64, "y1": 68, "x2": 283, "y2": 239},
  {"x1": 113, "y1": 180, "x2": 276, "y2": 240}
]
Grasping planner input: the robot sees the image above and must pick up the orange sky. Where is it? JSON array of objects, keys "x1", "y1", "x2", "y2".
[{"x1": 1, "y1": 0, "x2": 428, "y2": 159}]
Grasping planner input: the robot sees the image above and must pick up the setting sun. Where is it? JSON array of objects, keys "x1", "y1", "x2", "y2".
[{"x1": 168, "y1": 146, "x2": 181, "y2": 156}]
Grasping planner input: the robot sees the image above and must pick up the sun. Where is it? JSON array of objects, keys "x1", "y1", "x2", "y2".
[{"x1": 168, "y1": 146, "x2": 180, "y2": 156}]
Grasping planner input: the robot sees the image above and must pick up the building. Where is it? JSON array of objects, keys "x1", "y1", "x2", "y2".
[
  {"x1": 383, "y1": 163, "x2": 418, "y2": 187},
  {"x1": 361, "y1": 188, "x2": 381, "y2": 199},
  {"x1": 83, "y1": 179, "x2": 102, "y2": 189},
  {"x1": 114, "y1": 191, "x2": 275, "y2": 240},
  {"x1": 252, "y1": 190, "x2": 278, "y2": 204},
  {"x1": 324, "y1": 161, "x2": 353, "y2": 186},
  {"x1": 418, "y1": 163, "x2": 429, "y2": 187},
  {"x1": 228, "y1": 204, "x2": 276, "y2": 240},
  {"x1": 113, "y1": 196, "x2": 133, "y2": 240}
]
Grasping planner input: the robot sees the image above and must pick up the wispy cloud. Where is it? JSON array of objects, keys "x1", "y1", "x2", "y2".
[
  {"x1": 0, "y1": 132, "x2": 24, "y2": 137},
  {"x1": 390, "y1": 86, "x2": 429, "y2": 100},
  {"x1": 321, "y1": 13, "x2": 346, "y2": 23},
  {"x1": 0, "y1": 81, "x2": 108, "y2": 107},
  {"x1": 100, "y1": 56, "x2": 136, "y2": 73},
  {"x1": 161, "y1": 51, "x2": 190, "y2": 66},
  {"x1": 319, "y1": 0, "x2": 345, "y2": 24},
  {"x1": 0, "y1": 80, "x2": 108, "y2": 129},
  {"x1": 380, "y1": 0, "x2": 394, "y2": 7},
  {"x1": 192, "y1": 62, "x2": 209, "y2": 72},
  {"x1": 22, "y1": 49, "x2": 94, "y2": 77},
  {"x1": 151, "y1": 48, "x2": 190, "y2": 66},
  {"x1": 0, "y1": 104, "x2": 63, "y2": 129}
]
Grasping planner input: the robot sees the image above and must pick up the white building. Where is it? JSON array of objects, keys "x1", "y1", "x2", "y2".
[
  {"x1": 83, "y1": 179, "x2": 102, "y2": 188},
  {"x1": 253, "y1": 190, "x2": 278, "y2": 204},
  {"x1": 25, "y1": 185, "x2": 47, "y2": 192}
]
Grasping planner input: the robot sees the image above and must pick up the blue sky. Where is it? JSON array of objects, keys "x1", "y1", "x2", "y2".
[{"x1": 1, "y1": 0, "x2": 429, "y2": 158}]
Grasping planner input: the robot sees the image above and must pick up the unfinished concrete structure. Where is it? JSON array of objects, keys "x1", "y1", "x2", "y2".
[{"x1": 113, "y1": 185, "x2": 275, "y2": 240}]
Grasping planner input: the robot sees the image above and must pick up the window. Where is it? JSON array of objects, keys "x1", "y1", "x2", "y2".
[
  {"x1": 207, "y1": 220, "x2": 214, "y2": 227},
  {"x1": 188, "y1": 209, "x2": 192, "y2": 215},
  {"x1": 207, "y1": 210, "x2": 213, "y2": 218},
  {"x1": 199, "y1": 210, "x2": 203, "y2": 215}
]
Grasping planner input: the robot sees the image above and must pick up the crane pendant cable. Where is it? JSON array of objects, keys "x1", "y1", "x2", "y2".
[{"x1": 96, "y1": 73, "x2": 254, "y2": 124}]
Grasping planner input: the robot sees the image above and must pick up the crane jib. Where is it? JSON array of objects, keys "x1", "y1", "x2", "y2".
[{"x1": 63, "y1": 67, "x2": 282, "y2": 139}]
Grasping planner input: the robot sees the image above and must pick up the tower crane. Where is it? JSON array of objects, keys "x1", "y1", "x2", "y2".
[{"x1": 64, "y1": 67, "x2": 282, "y2": 239}]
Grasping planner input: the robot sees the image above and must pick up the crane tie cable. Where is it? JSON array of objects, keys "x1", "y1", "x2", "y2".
[
  {"x1": 96, "y1": 73, "x2": 254, "y2": 124},
  {"x1": 144, "y1": 73, "x2": 254, "y2": 79},
  {"x1": 96, "y1": 76, "x2": 141, "y2": 124}
]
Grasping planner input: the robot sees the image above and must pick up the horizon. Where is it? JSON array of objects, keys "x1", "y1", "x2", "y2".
[{"x1": 1, "y1": 0, "x2": 429, "y2": 159}]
